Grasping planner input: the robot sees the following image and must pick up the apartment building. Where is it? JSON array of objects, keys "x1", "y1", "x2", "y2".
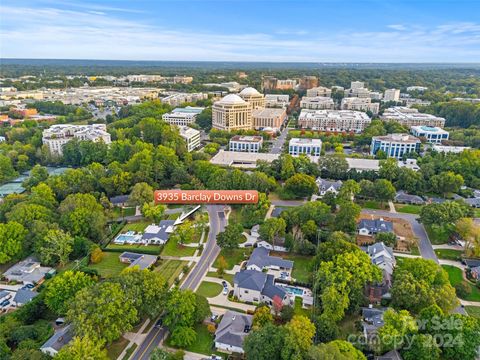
[
  {"x1": 298, "y1": 76, "x2": 319, "y2": 90},
  {"x1": 212, "y1": 94, "x2": 252, "y2": 131},
  {"x1": 370, "y1": 133, "x2": 421, "y2": 159},
  {"x1": 289, "y1": 138, "x2": 322, "y2": 156},
  {"x1": 42, "y1": 124, "x2": 111, "y2": 155},
  {"x1": 341, "y1": 97, "x2": 379, "y2": 114},
  {"x1": 276, "y1": 79, "x2": 297, "y2": 90},
  {"x1": 406, "y1": 86, "x2": 428, "y2": 92},
  {"x1": 160, "y1": 92, "x2": 208, "y2": 107},
  {"x1": 162, "y1": 106, "x2": 204, "y2": 126},
  {"x1": 298, "y1": 109, "x2": 371, "y2": 133},
  {"x1": 264, "y1": 94, "x2": 289, "y2": 108},
  {"x1": 384, "y1": 89, "x2": 401, "y2": 102},
  {"x1": 229, "y1": 135, "x2": 263, "y2": 153},
  {"x1": 306, "y1": 86, "x2": 332, "y2": 97},
  {"x1": 179, "y1": 126, "x2": 200, "y2": 152},
  {"x1": 351, "y1": 81, "x2": 365, "y2": 89},
  {"x1": 410, "y1": 126, "x2": 449, "y2": 144},
  {"x1": 239, "y1": 87, "x2": 265, "y2": 109},
  {"x1": 252, "y1": 108, "x2": 287, "y2": 131},
  {"x1": 300, "y1": 96, "x2": 335, "y2": 110},
  {"x1": 381, "y1": 107, "x2": 446, "y2": 128}
]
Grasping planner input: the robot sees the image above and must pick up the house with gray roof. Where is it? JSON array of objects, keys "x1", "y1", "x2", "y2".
[
  {"x1": 394, "y1": 191, "x2": 425, "y2": 205},
  {"x1": 13, "y1": 289, "x2": 39, "y2": 307},
  {"x1": 141, "y1": 220, "x2": 175, "y2": 245},
  {"x1": 358, "y1": 219, "x2": 394, "y2": 237},
  {"x1": 119, "y1": 252, "x2": 157, "y2": 270},
  {"x1": 40, "y1": 324, "x2": 74, "y2": 356},
  {"x1": 246, "y1": 247, "x2": 293, "y2": 278},
  {"x1": 3, "y1": 257, "x2": 53, "y2": 284},
  {"x1": 465, "y1": 197, "x2": 480, "y2": 208},
  {"x1": 362, "y1": 307, "x2": 387, "y2": 341},
  {"x1": 365, "y1": 243, "x2": 396, "y2": 302},
  {"x1": 214, "y1": 311, "x2": 253, "y2": 354},
  {"x1": 376, "y1": 350, "x2": 403, "y2": 360},
  {"x1": 109, "y1": 194, "x2": 130, "y2": 207},
  {"x1": 316, "y1": 178, "x2": 343, "y2": 197},
  {"x1": 234, "y1": 270, "x2": 290, "y2": 306}
]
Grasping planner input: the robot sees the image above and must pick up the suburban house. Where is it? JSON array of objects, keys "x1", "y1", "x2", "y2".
[
  {"x1": 315, "y1": 178, "x2": 343, "y2": 197},
  {"x1": 234, "y1": 269, "x2": 291, "y2": 306},
  {"x1": 109, "y1": 194, "x2": 130, "y2": 207},
  {"x1": 465, "y1": 198, "x2": 480, "y2": 208},
  {"x1": 365, "y1": 243, "x2": 396, "y2": 302},
  {"x1": 375, "y1": 350, "x2": 403, "y2": 360},
  {"x1": 40, "y1": 324, "x2": 74, "y2": 356},
  {"x1": 13, "y1": 289, "x2": 39, "y2": 307},
  {"x1": 3, "y1": 257, "x2": 53, "y2": 284},
  {"x1": 214, "y1": 310, "x2": 253, "y2": 354},
  {"x1": 119, "y1": 252, "x2": 157, "y2": 270},
  {"x1": 141, "y1": 220, "x2": 175, "y2": 245},
  {"x1": 246, "y1": 247, "x2": 293, "y2": 279},
  {"x1": 394, "y1": 191, "x2": 425, "y2": 205},
  {"x1": 270, "y1": 207, "x2": 286, "y2": 218},
  {"x1": 256, "y1": 241, "x2": 288, "y2": 252},
  {"x1": 0, "y1": 290, "x2": 11, "y2": 303},
  {"x1": 362, "y1": 307, "x2": 386, "y2": 341},
  {"x1": 358, "y1": 219, "x2": 394, "y2": 237}
]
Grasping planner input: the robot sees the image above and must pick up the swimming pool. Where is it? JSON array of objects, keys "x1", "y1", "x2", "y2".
[
  {"x1": 281, "y1": 285, "x2": 304, "y2": 296},
  {"x1": 114, "y1": 233, "x2": 141, "y2": 243}
]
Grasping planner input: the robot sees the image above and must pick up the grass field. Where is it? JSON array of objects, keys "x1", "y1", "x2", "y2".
[
  {"x1": 272, "y1": 252, "x2": 313, "y2": 284},
  {"x1": 207, "y1": 272, "x2": 234, "y2": 286},
  {"x1": 425, "y1": 225, "x2": 451, "y2": 245},
  {"x1": 89, "y1": 252, "x2": 128, "y2": 278},
  {"x1": 394, "y1": 204, "x2": 423, "y2": 214},
  {"x1": 294, "y1": 297, "x2": 312, "y2": 318},
  {"x1": 106, "y1": 243, "x2": 162, "y2": 255},
  {"x1": 197, "y1": 281, "x2": 224, "y2": 298},
  {"x1": 111, "y1": 206, "x2": 136, "y2": 218},
  {"x1": 465, "y1": 306, "x2": 480, "y2": 319},
  {"x1": 154, "y1": 259, "x2": 188, "y2": 285},
  {"x1": 435, "y1": 249, "x2": 463, "y2": 261},
  {"x1": 160, "y1": 239, "x2": 197, "y2": 257},
  {"x1": 213, "y1": 248, "x2": 252, "y2": 270},
  {"x1": 121, "y1": 221, "x2": 151, "y2": 233},
  {"x1": 442, "y1": 265, "x2": 480, "y2": 301},
  {"x1": 338, "y1": 314, "x2": 361, "y2": 340}
]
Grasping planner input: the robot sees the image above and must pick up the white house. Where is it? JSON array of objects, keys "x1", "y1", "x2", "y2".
[
  {"x1": 358, "y1": 219, "x2": 394, "y2": 237},
  {"x1": 40, "y1": 324, "x2": 74, "y2": 356},
  {"x1": 316, "y1": 178, "x2": 343, "y2": 196},
  {"x1": 234, "y1": 270, "x2": 290, "y2": 306}
]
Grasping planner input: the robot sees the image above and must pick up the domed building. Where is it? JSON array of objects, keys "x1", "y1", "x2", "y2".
[
  {"x1": 212, "y1": 94, "x2": 252, "y2": 131},
  {"x1": 239, "y1": 87, "x2": 265, "y2": 109}
]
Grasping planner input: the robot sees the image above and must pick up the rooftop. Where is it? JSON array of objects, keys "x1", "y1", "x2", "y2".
[
  {"x1": 289, "y1": 137, "x2": 322, "y2": 146},
  {"x1": 142, "y1": 220, "x2": 175, "y2": 242},
  {"x1": 210, "y1": 150, "x2": 279, "y2": 168},
  {"x1": 3, "y1": 257, "x2": 53, "y2": 284},
  {"x1": 239, "y1": 87, "x2": 261, "y2": 96},
  {"x1": 216, "y1": 94, "x2": 246, "y2": 105},
  {"x1": 345, "y1": 158, "x2": 380, "y2": 171},
  {"x1": 246, "y1": 247, "x2": 293, "y2": 270},
  {"x1": 215, "y1": 311, "x2": 253, "y2": 349},
  {"x1": 372, "y1": 133, "x2": 421, "y2": 143},
  {"x1": 41, "y1": 324, "x2": 74, "y2": 353},
  {"x1": 172, "y1": 106, "x2": 205, "y2": 114},
  {"x1": 119, "y1": 252, "x2": 157, "y2": 270},
  {"x1": 230, "y1": 135, "x2": 263, "y2": 143}
]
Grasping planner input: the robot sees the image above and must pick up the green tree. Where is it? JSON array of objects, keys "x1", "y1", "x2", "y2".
[
  {"x1": 163, "y1": 288, "x2": 196, "y2": 330},
  {"x1": 377, "y1": 308, "x2": 417, "y2": 353},
  {"x1": 401, "y1": 334, "x2": 440, "y2": 360},
  {"x1": 379, "y1": 158, "x2": 400, "y2": 181},
  {"x1": 170, "y1": 220, "x2": 195, "y2": 245},
  {"x1": 38, "y1": 229, "x2": 74, "y2": 266},
  {"x1": 373, "y1": 179, "x2": 396, "y2": 205},
  {"x1": 307, "y1": 340, "x2": 366, "y2": 360},
  {"x1": 430, "y1": 171, "x2": 464, "y2": 197},
  {"x1": 244, "y1": 323, "x2": 286, "y2": 360},
  {"x1": 279, "y1": 154, "x2": 296, "y2": 180},
  {"x1": 216, "y1": 223, "x2": 243, "y2": 250},
  {"x1": 335, "y1": 201, "x2": 361, "y2": 233},
  {"x1": 253, "y1": 306, "x2": 274, "y2": 329},
  {"x1": 55, "y1": 336, "x2": 108, "y2": 360},
  {"x1": 284, "y1": 173, "x2": 317, "y2": 198},
  {"x1": 45, "y1": 270, "x2": 95, "y2": 315},
  {"x1": 338, "y1": 180, "x2": 360, "y2": 201},
  {"x1": 194, "y1": 294, "x2": 211, "y2": 323},
  {"x1": 141, "y1": 202, "x2": 166, "y2": 223},
  {"x1": 282, "y1": 315, "x2": 316, "y2": 360},
  {"x1": 375, "y1": 232, "x2": 397, "y2": 248},
  {"x1": 169, "y1": 326, "x2": 197, "y2": 348},
  {"x1": 129, "y1": 182, "x2": 154, "y2": 207},
  {"x1": 22, "y1": 165, "x2": 49, "y2": 190},
  {"x1": 0, "y1": 221, "x2": 27, "y2": 264},
  {"x1": 259, "y1": 218, "x2": 286, "y2": 248}
]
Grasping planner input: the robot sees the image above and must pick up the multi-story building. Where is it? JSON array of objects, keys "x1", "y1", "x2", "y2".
[
  {"x1": 369, "y1": 92, "x2": 383, "y2": 100},
  {"x1": 348, "y1": 87, "x2": 371, "y2": 98},
  {"x1": 162, "y1": 106, "x2": 204, "y2": 126},
  {"x1": 276, "y1": 79, "x2": 297, "y2": 90},
  {"x1": 262, "y1": 76, "x2": 278, "y2": 91},
  {"x1": 406, "y1": 86, "x2": 428, "y2": 92},
  {"x1": 431, "y1": 145, "x2": 471, "y2": 154},
  {"x1": 341, "y1": 97, "x2": 379, "y2": 114},
  {"x1": 160, "y1": 92, "x2": 208, "y2": 107},
  {"x1": 252, "y1": 108, "x2": 287, "y2": 131},
  {"x1": 179, "y1": 126, "x2": 200, "y2": 152},
  {"x1": 306, "y1": 86, "x2": 332, "y2": 97},
  {"x1": 212, "y1": 94, "x2": 252, "y2": 131},
  {"x1": 384, "y1": 89, "x2": 401, "y2": 102},
  {"x1": 297, "y1": 109, "x2": 371, "y2": 133},
  {"x1": 381, "y1": 107, "x2": 446, "y2": 128},
  {"x1": 264, "y1": 94, "x2": 289, "y2": 108},
  {"x1": 173, "y1": 76, "x2": 193, "y2": 84},
  {"x1": 239, "y1": 87, "x2": 265, "y2": 109},
  {"x1": 289, "y1": 138, "x2": 322, "y2": 156},
  {"x1": 351, "y1": 81, "x2": 365, "y2": 90},
  {"x1": 300, "y1": 96, "x2": 335, "y2": 110},
  {"x1": 410, "y1": 126, "x2": 449, "y2": 144},
  {"x1": 298, "y1": 76, "x2": 319, "y2": 90},
  {"x1": 370, "y1": 133, "x2": 421, "y2": 159},
  {"x1": 42, "y1": 124, "x2": 111, "y2": 155},
  {"x1": 229, "y1": 135, "x2": 263, "y2": 153}
]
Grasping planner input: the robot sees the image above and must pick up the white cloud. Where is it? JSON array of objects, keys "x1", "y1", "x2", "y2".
[{"x1": 1, "y1": 5, "x2": 480, "y2": 62}]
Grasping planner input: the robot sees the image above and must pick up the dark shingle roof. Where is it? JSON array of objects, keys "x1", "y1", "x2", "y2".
[
  {"x1": 234, "y1": 270, "x2": 266, "y2": 291},
  {"x1": 246, "y1": 247, "x2": 293, "y2": 270},
  {"x1": 41, "y1": 324, "x2": 74, "y2": 352},
  {"x1": 358, "y1": 219, "x2": 393, "y2": 233},
  {"x1": 215, "y1": 311, "x2": 253, "y2": 349},
  {"x1": 13, "y1": 289, "x2": 38, "y2": 305},
  {"x1": 262, "y1": 274, "x2": 287, "y2": 299},
  {"x1": 109, "y1": 195, "x2": 130, "y2": 205}
]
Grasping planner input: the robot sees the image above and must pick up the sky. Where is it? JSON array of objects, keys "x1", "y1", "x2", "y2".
[{"x1": 1, "y1": 0, "x2": 480, "y2": 62}]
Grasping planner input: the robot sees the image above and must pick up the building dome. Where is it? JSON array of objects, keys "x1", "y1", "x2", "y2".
[
  {"x1": 239, "y1": 87, "x2": 261, "y2": 96},
  {"x1": 217, "y1": 94, "x2": 246, "y2": 105}
]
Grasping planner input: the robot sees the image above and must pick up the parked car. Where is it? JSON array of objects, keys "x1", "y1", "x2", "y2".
[
  {"x1": 0, "y1": 300, "x2": 10, "y2": 308},
  {"x1": 210, "y1": 314, "x2": 219, "y2": 322},
  {"x1": 154, "y1": 318, "x2": 163, "y2": 329},
  {"x1": 222, "y1": 287, "x2": 228, "y2": 295},
  {"x1": 221, "y1": 281, "x2": 228, "y2": 287}
]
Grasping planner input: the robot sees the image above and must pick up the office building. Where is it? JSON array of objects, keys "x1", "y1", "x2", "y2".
[
  {"x1": 229, "y1": 135, "x2": 263, "y2": 153},
  {"x1": 42, "y1": 124, "x2": 111, "y2": 155},
  {"x1": 179, "y1": 126, "x2": 200, "y2": 152},
  {"x1": 431, "y1": 145, "x2": 471, "y2": 154},
  {"x1": 410, "y1": 126, "x2": 449, "y2": 144},
  {"x1": 265, "y1": 94, "x2": 289, "y2": 108},
  {"x1": 300, "y1": 96, "x2": 335, "y2": 110},
  {"x1": 341, "y1": 97, "x2": 379, "y2": 114},
  {"x1": 349, "y1": 87, "x2": 372, "y2": 98},
  {"x1": 298, "y1": 76, "x2": 319, "y2": 90},
  {"x1": 289, "y1": 138, "x2": 322, "y2": 156},
  {"x1": 351, "y1": 81, "x2": 365, "y2": 90},
  {"x1": 160, "y1": 92, "x2": 207, "y2": 107},
  {"x1": 239, "y1": 87, "x2": 265, "y2": 109},
  {"x1": 371, "y1": 134, "x2": 421, "y2": 159},
  {"x1": 381, "y1": 107, "x2": 446, "y2": 128},
  {"x1": 298, "y1": 109, "x2": 371, "y2": 133},
  {"x1": 276, "y1": 79, "x2": 297, "y2": 90},
  {"x1": 306, "y1": 86, "x2": 332, "y2": 97},
  {"x1": 162, "y1": 106, "x2": 204, "y2": 126},
  {"x1": 212, "y1": 94, "x2": 252, "y2": 131},
  {"x1": 252, "y1": 108, "x2": 287, "y2": 130},
  {"x1": 384, "y1": 89, "x2": 401, "y2": 102},
  {"x1": 406, "y1": 86, "x2": 428, "y2": 92}
]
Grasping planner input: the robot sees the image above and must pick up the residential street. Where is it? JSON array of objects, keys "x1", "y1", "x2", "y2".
[
  {"x1": 130, "y1": 205, "x2": 226, "y2": 360},
  {"x1": 270, "y1": 125, "x2": 289, "y2": 154}
]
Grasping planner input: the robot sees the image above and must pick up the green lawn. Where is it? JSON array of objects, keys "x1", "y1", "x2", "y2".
[
  {"x1": 475, "y1": 209, "x2": 480, "y2": 218},
  {"x1": 121, "y1": 221, "x2": 151, "y2": 233},
  {"x1": 395, "y1": 204, "x2": 423, "y2": 214},
  {"x1": 425, "y1": 225, "x2": 451, "y2": 245},
  {"x1": 111, "y1": 206, "x2": 136, "y2": 218},
  {"x1": 272, "y1": 252, "x2": 313, "y2": 284},
  {"x1": 106, "y1": 243, "x2": 161, "y2": 255},
  {"x1": 442, "y1": 265, "x2": 480, "y2": 301},
  {"x1": 207, "y1": 272, "x2": 234, "y2": 286},
  {"x1": 213, "y1": 248, "x2": 252, "y2": 270},
  {"x1": 197, "y1": 281, "x2": 224, "y2": 298},
  {"x1": 358, "y1": 200, "x2": 388, "y2": 210},
  {"x1": 88, "y1": 252, "x2": 128, "y2": 278},
  {"x1": 122, "y1": 344, "x2": 137, "y2": 360},
  {"x1": 294, "y1": 297, "x2": 312, "y2": 318},
  {"x1": 161, "y1": 239, "x2": 197, "y2": 257},
  {"x1": 435, "y1": 249, "x2": 463, "y2": 261},
  {"x1": 154, "y1": 260, "x2": 188, "y2": 285},
  {"x1": 465, "y1": 306, "x2": 480, "y2": 319},
  {"x1": 338, "y1": 314, "x2": 361, "y2": 340},
  {"x1": 106, "y1": 337, "x2": 129, "y2": 360},
  {"x1": 166, "y1": 324, "x2": 216, "y2": 356}
]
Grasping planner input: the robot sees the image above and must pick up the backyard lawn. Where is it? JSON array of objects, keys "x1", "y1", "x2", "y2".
[
  {"x1": 358, "y1": 200, "x2": 388, "y2": 210},
  {"x1": 425, "y1": 225, "x2": 451, "y2": 245},
  {"x1": 466, "y1": 306, "x2": 480, "y2": 319},
  {"x1": 154, "y1": 259, "x2": 188, "y2": 285},
  {"x1": 161, "y1": 239, "x2": 197, "y2": 257},
  {"x1": 121, "y1": 221, "x2": 151, "y2": 233},
  {"x1": 435, "y1": 249, "x2": 463, "y2": 261},
  {"x1": 106, "y1": 243, "x2": 161, "y2": 255},
  {"x1": 394, "y1": 204, "x2": 423, "y2": 214},
  {"x1": 442, "y1": 265, "x2": 480, "y2": 301},
  {"x1": 89, "y1": 252, "x2": 128, "y2": 278},
  {"x1": 272, "y1": 252, "x2": 313, "y2": 284},
  {"x1": 294, "y1": 297, "x2": 312, "y2": 318},
  {"x1": 213, "y1": 248, "x2": 252, "y2": 270},
  {"x1": 197, "y1": 281, "x2": 223, "y2": 298},
  {"x1": 166, "y1": 324, "x2": 216, "y2": 356},
  {"x1": 111, "y1": 206, "x2": 136, "y2": 218}
]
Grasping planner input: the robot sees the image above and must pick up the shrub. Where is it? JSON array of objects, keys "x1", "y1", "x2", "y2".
[{"x1": 455, "y1": 281, "x2": 472, "y2": 298}]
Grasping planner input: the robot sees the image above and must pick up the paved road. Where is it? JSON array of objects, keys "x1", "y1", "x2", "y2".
[
  {"x1": 270, "y1": 125, "x2": 289, "y2": 154},
  {"x1": 131, "y1": 205, "x2": 226, "y2": 360},
  {"x1": 271, "y1": 200, "x2": 307, "y2": 207}
]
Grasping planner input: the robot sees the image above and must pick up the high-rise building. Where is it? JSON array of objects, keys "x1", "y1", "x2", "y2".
[
  {"x1": 384, "y1": 89, "x2": 401, "y2": 102},
  {"x1": 252, "y1": 108, "x2": 287, "y2": 130},
  {"x1": 212, "y1": 94, "x2": 252, "y2": 131},
  {"x1": 239, "y1": 87, "x2": 265, "y2": 109}
]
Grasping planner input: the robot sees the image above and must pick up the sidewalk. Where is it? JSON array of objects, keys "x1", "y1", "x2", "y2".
[
  {"x1": 432, "y1": 244, "x2": 463, "y2": 250},
  {"x1": 438, "y1": 259, "x2": 466, "y2": 270},
  {"x1": 388, "y1": 201, "x2": 396, "y2": 213},
  {"x1": 117, "y1": 318, "x2": 151, "y2": 359}
]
